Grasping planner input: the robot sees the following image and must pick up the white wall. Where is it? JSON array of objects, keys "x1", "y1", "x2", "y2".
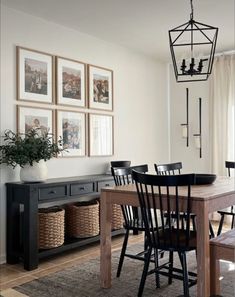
[
  {"x1": 0, "y1": 5, "x2": 169, "y2": 262},
  {"x1": 169, "y1": 64, "x2": 210, "y2": 173}
]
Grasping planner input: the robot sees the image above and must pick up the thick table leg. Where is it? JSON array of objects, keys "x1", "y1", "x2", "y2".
[
  {"x1": 23, "y1": 191, "x2": 38, "y2": 270},
  {"x1": 100, "y1": 190, "x2": 112, "y2": 288},
  {"x1": 210, "y1": 245, "x2": 221, "y2": 296},
  {"x1": 196, "y1": 202, "x2": 210, "y2": 297}
]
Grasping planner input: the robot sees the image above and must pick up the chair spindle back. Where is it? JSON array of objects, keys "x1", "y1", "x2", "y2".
[
  {"x1": 111, "y1": 164, "x2": 148, "y2": 226},
  {"x1": 132, "y1": 170, "x2": 195, "y2": 250},
  {"x1": 154, "y1": 162, "x2": 182, "y2": 175}
]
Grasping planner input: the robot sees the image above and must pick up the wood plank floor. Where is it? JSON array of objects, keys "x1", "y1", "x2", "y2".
[{"x1": 0, "y1": 220, "x2": 228, "y2": 296}]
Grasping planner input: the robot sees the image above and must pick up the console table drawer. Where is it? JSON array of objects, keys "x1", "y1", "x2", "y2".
[
  {"x1": 71, "y1": 182, "x2": 94, "y2": 196},
  {"x1": 39, "y1": 186, "x2": 67, "y2": 201},
  {"x1": 97, "y1": 180, "x2": 115, "y2": 192}
]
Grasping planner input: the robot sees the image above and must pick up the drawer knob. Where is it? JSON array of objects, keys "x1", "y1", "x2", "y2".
[
  {"x1": 49, "y1": 190, "x2": 56, "y2": 194},
  {"x1": 79, "y1": 187, "x2": 85, "y2": 191},
  {"x1": 105, "y1": 184, "x2": 110, "y2": 187}
]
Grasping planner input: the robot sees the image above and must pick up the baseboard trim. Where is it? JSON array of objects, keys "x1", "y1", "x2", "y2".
[{"x1": 0, "y1": 253, "x2": 6, "y2": 264}]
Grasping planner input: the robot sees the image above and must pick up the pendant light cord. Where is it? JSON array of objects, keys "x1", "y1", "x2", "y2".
[{"x1": 190, "y1": 0, "x2": 194, "y2": 20}]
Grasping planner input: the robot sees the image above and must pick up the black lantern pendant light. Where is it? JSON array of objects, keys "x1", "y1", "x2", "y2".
[{"x1": 169, "y1": 0, "x2": 218, "y2": 82}]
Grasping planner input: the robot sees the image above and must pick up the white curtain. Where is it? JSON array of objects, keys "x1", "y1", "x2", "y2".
[
  {"x1": 209, "y1": 54, "x2": 235, "y2": 221},
  {"x1": 209, "y1": 54, "x2": 235, "y2": 175}
]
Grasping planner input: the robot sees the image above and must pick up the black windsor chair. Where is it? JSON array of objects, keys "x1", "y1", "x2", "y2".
[
  {"x1": 217, "y1": 161, "x2": 235, "y2": 235},
  {"x1": 111, "y1": 164, "x2": 153, "y2": 278},
  {"x1": 154, "y1": 162, "x2": 197, "y2": 231},
  {"x1": 154, "y1": 162, "x2": 215, "y2": 238},
  {"x1": 132, "y1": 170, "x2": 197, "y2": 297}
]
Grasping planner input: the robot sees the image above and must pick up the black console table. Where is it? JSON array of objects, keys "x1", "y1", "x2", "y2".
[{"x1": 6, "y1": 174, "x2": 123, "y2": 271}]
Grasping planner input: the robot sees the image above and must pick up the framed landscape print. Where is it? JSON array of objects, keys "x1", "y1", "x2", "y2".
[
  {"x1": 17, "y1": 47, "x2": 53, "y2": 103},
  {"x1": 89, "y1": 113, "x2": 113, "y2": 156},
  {"x1": 56, "y1": 57, "x2": 86, "y2": 107},
  {"x1": 17, "y1": 106, "x2": 54, "y2": 136},
  {"x1": 57, "y1": 110, "x2": 86, "y2": 157},
  {"x1": 88, "y1": 65, "x2": 113, "y2": 111}
]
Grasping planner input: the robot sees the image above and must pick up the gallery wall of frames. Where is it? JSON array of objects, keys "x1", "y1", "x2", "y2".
[{"x1": 16, "y1": 46, "x2": 114, "y2": 157}]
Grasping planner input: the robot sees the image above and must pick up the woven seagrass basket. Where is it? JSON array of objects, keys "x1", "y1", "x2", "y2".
[
  {"x1": 38, "y1": 206, "x2": 65, "y2": 249},
  {"x1": 112, "y1": 204, "x2": 124, "y2": 230},
  {"x1": 66, "y1": 200, "x2": 99, "y2": 238}
]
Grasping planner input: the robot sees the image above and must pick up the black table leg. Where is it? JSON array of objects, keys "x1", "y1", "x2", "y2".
[
  {"x1": 7, "y1": 185, "x2": 20, "y2": 264},
  {"x1": 23, "y1": 189, "x2": 38, "y2": 270}
]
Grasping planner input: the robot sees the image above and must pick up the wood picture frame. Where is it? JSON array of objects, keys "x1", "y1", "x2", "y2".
[
  {"x1": 88, "y1": 113, "x2": 113, "y2": 156},
  {"x1": 17, "y1": 105, "x2": 54, "y2": 136},
  {"x1": 17, "y1": 46, "x2": 54, "y2": 104},
  {"x1": 56, "y1": 56, "x2": 86, "y2": 108},
  {"x1": 88, "y1": 65, "x2": 113, "y2": 111},
  {"x1": 56, "y1": 110, "x2": 86, "y2": 157}
]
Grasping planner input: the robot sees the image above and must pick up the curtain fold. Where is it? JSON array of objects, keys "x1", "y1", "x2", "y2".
[
  {"x1": 209, "y1": 54, "x2": 235, "y2": 221},
  {"x1": 209, "y1": 54, "x2": 235, "y2": 175}
]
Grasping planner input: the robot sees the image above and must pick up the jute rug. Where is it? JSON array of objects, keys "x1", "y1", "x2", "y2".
[{"x1": 15, "y1": 244, "x2": 235, "y2": 297}]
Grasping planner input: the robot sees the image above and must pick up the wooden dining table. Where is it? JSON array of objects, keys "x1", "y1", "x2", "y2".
[{"x1": 100, "y1": 176, "x2": 235, "y2": 297}]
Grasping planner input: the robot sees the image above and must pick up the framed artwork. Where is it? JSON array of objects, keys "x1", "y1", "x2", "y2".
[
  {"x1": 56, "y1": 57, "x2": 86, "y2": 107},
  {"x1": 57, "y1": 110, "x2": 86, "y2": 157},
  {"x1": 89, "y1": 113, "x2": 113, "y2": 156},
  {"x1": 17, "y1": 46, "x2": 53, "y2": 103},
  {"x1": 17, "y1": 106, "x2": 54, "y2": 136},
  {"x1": 88, "y1": 65, "x2": 113, "y2": 111}
]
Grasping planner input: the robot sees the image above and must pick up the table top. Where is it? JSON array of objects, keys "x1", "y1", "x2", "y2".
[{"x1": 102, "y1": 176, "x2": 235, "y2": 201}]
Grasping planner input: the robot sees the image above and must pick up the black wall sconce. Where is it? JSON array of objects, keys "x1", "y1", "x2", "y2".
[
  {"x1": 181, "y1": 88, "x2": 189, "y2": 146},
  {"x1": 193, "y1": 97, "x2": 202, "y2": 158}
]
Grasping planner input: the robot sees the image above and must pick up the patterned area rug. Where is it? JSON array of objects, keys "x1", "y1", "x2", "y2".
[{"x1": 15, "y1": 244, "x2": 235, "y2": 297}]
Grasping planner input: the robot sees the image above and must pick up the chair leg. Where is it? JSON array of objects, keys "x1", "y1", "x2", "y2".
[
  {"x1": 181, "y1": 216, "x2": 185, "y2": 230},
  {"x1": 179, "y1": 252, "x2": 190, "y2": 297},
  {"x1": 168, "y1": 251, "x2": 174, "y2": 285},
  {"x1": 192, "y1": 216, "x2": 196, "y2": 232},
  {"x1": 231, "y1": 214, "x2": 235, "y2": 229},
  {"x1": 160, "y1": 250, "x2": 165, "y2": 259},
  {"x1": 116, "y1": 229, "x2": 129, "y2": 277},
  {"x1": 217, "y1": 214, "x2": 225, "y2": 236},
  {"x1": 138, "y1": 247, "x2": 152, "y2": 297},
  {"x1": 209, "y1": 221, "x2": 215, "y2": 238},
  {"x1": 154, "y1": 248, "x2": 160, "y2": 288}
]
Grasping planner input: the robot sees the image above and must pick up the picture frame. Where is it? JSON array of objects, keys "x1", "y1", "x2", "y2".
[
  {"x1": 17, "y1": 46, "x2": 53, "y2": 104},
  {"x1": 88, "y1": 65, "x2": 113, "y2": 111},
  {"x1": 88, "y1": 113, "x2": 113, "y2": 156},
  {"x1": 17, "y1": 105, "x2": 54, "y2": 136},
  {"x1": 57, "y1": 110, "x2": 86, "y2": 157},
  {"x1": 56, "y1": 57, "x2": 86, "y2": 108}
]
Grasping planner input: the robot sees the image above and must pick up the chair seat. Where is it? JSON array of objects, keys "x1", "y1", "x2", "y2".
[
  {"x1": 123, "y1": 220, "x2": 162, "y2": 231},
  {"x1": 164, "y1": 212, "x2": 196, "y2": 219},
  {"x1": 218, "y1": 209, "x2": 235, "y2": 215},
  {"x1": 123, "y1": 219, "x2": 145, "y2": 231},
  {"x1": 155, "y1": 228, "x2": 197, "y2": 251}
]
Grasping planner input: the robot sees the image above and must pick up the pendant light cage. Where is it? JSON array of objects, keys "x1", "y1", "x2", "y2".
[{"x1": 169, "y1": 0, "x2": 218, "y2": 82}]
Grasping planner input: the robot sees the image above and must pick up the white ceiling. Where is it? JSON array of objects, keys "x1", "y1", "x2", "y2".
[{"x1": 3, "y1": 0, "x2": 235, "y2": 61}]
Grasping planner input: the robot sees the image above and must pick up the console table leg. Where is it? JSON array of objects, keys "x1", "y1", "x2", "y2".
[
  {"x1": 23, "y1": 192, "x2": 38, "y2": 270},
  {"x1": 7, "y1": 185, "x2": 20, "y2": 264}
]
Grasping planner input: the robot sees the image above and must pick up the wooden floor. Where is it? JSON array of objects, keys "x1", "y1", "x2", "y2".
[
  {"x1": 0, "y1": 233, "x2": 144, "y2": 296},
  {"x1": 0, "y1": 221, "x2": 229, "y2": 296}
]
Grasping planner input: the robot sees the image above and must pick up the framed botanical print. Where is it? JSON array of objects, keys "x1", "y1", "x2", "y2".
[
  {"x1": 56, "y1": 57, "x2": 86, "y2": 107},
  {"x1": 57, "y1": 110, "x2": 86, "y2": 157},
  {"x1": 88, "y1": 113, "x2": 113, "y2": 156},
  {"x1": 88, "y1": 65, "x2": 113, "y2": 111},
  {"x1": 17, "y1": 47, "x2": 53, "y2": 103},
  {"x1": 17, "y1": 106, "x2": 54, "y2": 136}
]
